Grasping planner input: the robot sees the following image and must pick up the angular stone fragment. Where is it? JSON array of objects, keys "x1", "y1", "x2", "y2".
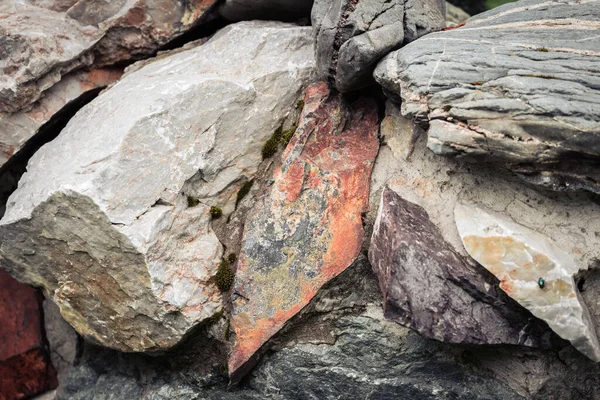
[
  {"x1": 0, "y1": 68, "x2": 123, "y2": 169},
  {"x1": 229, "y1": 82, "x2": 379, "y2": 380},
  {"x1": 455, "y1": 204, "x2": 600, "y2": 362},
  {"x1": 312, "y1": 0, "x2": 445, "y2": 92},
  {"x1": 0, "y1": 269, "x2": 57, "y2": 399},
  {"x1": 0, "y1": 22, "x2": 316, "y2": 352},
  {"x1": 374, "y1": 0, "x2": 600, "y2": 193},
  {"x1": 369, "y1": 186, "x2": 552, "y2": 346},
  {"x1": 218, "y1": 0, "x2": 314, "y2": 21},
  {"x1": 0, "y1": 0, "x2": 218, "y2": 113}
]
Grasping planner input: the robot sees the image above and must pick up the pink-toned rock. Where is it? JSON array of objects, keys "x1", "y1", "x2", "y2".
[{"x1": 229, "y1": 82, "x2": 379, "y2": 381}]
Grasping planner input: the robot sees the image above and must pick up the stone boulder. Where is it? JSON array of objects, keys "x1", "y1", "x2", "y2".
[
  {"x1": 218, "y1": 0, "x2": 314, "y2": 22},
  {"x1": 0, "y1": 0, "x2": 219, "y2": 113},
  {"x1": 455, "y1": 204, "x2": 600, "y2": 362},
  {"x1": 374, "y1": 0, "x2": 600, "y2": 193},
  {"x1": 312, "y1": 0, "x2": 446, "y2": 92},
  {"x1": 369, "y1": 186, "x2": 553, "y2": 347},
  {"x1": 229, "y1": 82, "x2": 379, "y2": 380},
  {"x1": 0, "y1": 21, "x2": 316, "y2": 352}
]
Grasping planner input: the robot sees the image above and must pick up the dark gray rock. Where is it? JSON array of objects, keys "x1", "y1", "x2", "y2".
[
  {"x1": 218, "y1": 0, "x2": 314, "y2": 21},
  {"x1": 312, "y1": 0, "x2": 445, "y2": 92},
  {"x1": 374, "y1": 0, "x2": 600, "y2": 193},
  {"x1": 369, "y1": 186, "x2": 555, "y2": 347}
]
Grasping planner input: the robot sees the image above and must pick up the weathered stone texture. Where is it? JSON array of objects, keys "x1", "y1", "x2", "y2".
[
  {"x1": 0, "y1": 269, "x2": 57, "y2": 399},
  {"x1": 374, "y1": 0, "x2": 600, "y2": 193},
  {"x1": 0, "y1": 22, "x2": 316, "y2": 352},
  {"x1": 369, "y1": 186, "x2": 553, "y2": 347},
  {"x1": 229, "y1": 82, "x2": 379, "y2": 380},
  {"x1": 455, "y1": 204, "x2": 600, "y2": 362},
  {"x1": 312, "y1": 0, "x2": 446, "y2": 92},
  {"x1": 0, "y1": 0, "x2": 218, "y2": 113}
]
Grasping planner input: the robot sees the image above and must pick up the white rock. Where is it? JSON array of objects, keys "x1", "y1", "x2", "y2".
[
  {"x1": 0, "y1": 21, "x2": 316, "y2": 352},
  {"x1": 455, "y1": 204, "x2": 600, "y2": 362}
]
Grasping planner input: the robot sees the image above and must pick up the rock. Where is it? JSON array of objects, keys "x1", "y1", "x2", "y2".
[
  {"x1": 0, "y1": 0, "x2": 219, "y2": 113},
  {"x1": 0, "y1": 68, "x2": 123, "y2": 169},
  {"x1": 0, "y1": 22, "x2": 316, "y2": 352},
  {"x1": 218, "y1": 0, "x2": 314, "y2": 21},
  {"x1": 0, "y1": 269, "x2": 57, "y2": 399},
  {"x1": 374, "y1": 0, "x2": 600, "y2": 193},
  {"x1": 445, "y1": 2, "x2": 469, "y2": 24},
  {"x1": 44, "y1": 297, "x2": 80, "y2": 383},
  {"x1": 312, "y1": 0, "x2": 446, "y2": 92},
  {"x1": 455, "y1": 204, "x2": 600, "y2": 362},
  {"x1": 446, "y1": 0, "x2": 484, "y2": 15},
  {"x1": 229, "y1": 82, "x2": 379, "y2": 381},
  {"x1": 369, "y1": 186, "x2": 553, "y2": 347}
]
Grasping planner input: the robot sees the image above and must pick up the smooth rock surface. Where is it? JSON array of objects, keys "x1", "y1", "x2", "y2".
[
  {"x1": 218, "y1": 0, "x2": 314, "y2": 21},
  {"x1": 229, "y1": 82, "x2": 379, "y2": 380},
  {"x1": 0, "y1": 22, "x2": 316, "y2": 352},
  {"x1": 374, "y1": 0, "x2": 600, "y2": 193},
  {"x1": 0, "y1": 68, "x2": 122, "y2": 169},
  {"x1": 0, "y1": 269, "x2": 57, "y2": 399},
  {"x1": 312, "y1": 0, "x2": 446, "y2": 92},
  {"x1": 0, "y1": 0, "x2": 218, "y2": 113},
  {"x1": 455, "y1": 204, "x2": 600, "y2": 362},
  {"x1": 369, "y1": 186, "x2": 553, "y2": 347},
  {"x1": 445, "y1": 2, "x2": 469, "y2": 24}
]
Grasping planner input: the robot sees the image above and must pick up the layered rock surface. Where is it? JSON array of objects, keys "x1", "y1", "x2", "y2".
[
  {"x1": 229, "y1": 82, "x2": 379, "y2": 380},
  {"x1": 369, "y1": 186, "x2": 552, "y2": 347},
  {"x1": 374, "y1": 0, "x2": 600, "y2": 193},
  {"x1": 312, "y1": 0, "x2": 446, "y2": 92},
  {"x1": 0, "y1": 269, "x2": 57, "y2": 399},
  {"x1": 0, "y1": 0, "x2": 218, "y2": 113},
  {"x1": 0, "y1": 22, "x2": 316, "y2": 352},
  {"x1": 455, "y1": 204, "x2": 600, "y2": 362}
]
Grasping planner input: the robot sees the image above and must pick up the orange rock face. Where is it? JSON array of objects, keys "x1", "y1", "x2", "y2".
[
  {"x1": 0, "y1": 270, "x2": 57, "y2": 399},
  {"x1": 229, "y1": 82, "x2": 379, "y2": 381}
]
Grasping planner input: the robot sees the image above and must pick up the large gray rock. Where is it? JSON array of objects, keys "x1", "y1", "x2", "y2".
[
  {"x1": 0, "y1": 22, "x2": 316, "y2": 352},
  {"x1": 0, "y1": 0, "x2": 219, "y2": 113},
  {"x1": 312, "y1": 0, "x2": 446, "y2": 92},
  {"x1": 374, "y1": 0, "x2": 600, "y2": 193},
  {"x1": 369, "y1": 186, "x2": 554, "y2": 347},
  {"x1": 218, "y1": 0, "x2": 314, "y2": 21}
]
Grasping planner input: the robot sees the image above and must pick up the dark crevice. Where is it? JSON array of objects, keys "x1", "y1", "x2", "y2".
[{"x1": 0, "y1": 88, "x2": 103, "y2": 219}]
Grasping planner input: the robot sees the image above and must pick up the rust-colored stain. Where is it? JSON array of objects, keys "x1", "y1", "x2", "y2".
[
  {"x1": 229, "y1": 82, "x2": 379, "y2": 380},
  {"x1": 0, "y1": 270, "x2": 57, "y2": 399}
]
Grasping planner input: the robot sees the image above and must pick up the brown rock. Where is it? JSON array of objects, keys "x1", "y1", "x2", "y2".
[
  {"x1": 0, "y1": 269, "x2": 57, "y2": 399},
  {"x1": 229, "y1": 82, "x2": 379, "y2": 381}
]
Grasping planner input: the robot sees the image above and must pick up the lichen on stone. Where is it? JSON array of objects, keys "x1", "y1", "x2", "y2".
[
  {"x1": 236, "y1": 180, "x2": 254, "y2": 206},
  {"x1": 215, "y1": 260, "x2": 234, "y2": 291},
  {"x1": 261, "y1": 126, "x2": 283, "y2": 159},
  {"x1": 187, "y1": 196, "x2": 200, "y2": 207},
  {"x1": 210, "y1": 206, "x2": 223, "y2": 219}
]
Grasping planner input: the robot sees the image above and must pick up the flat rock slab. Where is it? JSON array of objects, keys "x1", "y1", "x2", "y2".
[
  {"x1": 0, "y1": 68, "x2": 122, "y2": 169},
  {"x1": 369, "y1": 186, "x2": 553, "y2": 347},
  {"x1": 312, "y1": 0, "x2": 445, "y2": 92},
  {"x1": 375, "y1": 0, "x2": 600, "y2": 193},
  {"x1": 455, "y1": 204, "x2": 600, "y2": 362},
  {"x1": 0, "y1": 269, "x2": 57, "y2": 399},
  {"x1": 0, "y1": 22, "x2": 316, "y2": 352},
  {"x1": 229, "y1": 82, "x2": 379, "y2": 381},
  {"x1": 0, "y1": 0, "x2": 218, "y2": 113}
]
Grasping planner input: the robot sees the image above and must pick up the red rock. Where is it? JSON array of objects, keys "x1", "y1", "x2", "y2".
[
  {"x1": 229, "y1": 81, "x2": 379, "y2": 381},
  {"x1": 0, "y1": 270, "x2": 57, "y2": 399}
]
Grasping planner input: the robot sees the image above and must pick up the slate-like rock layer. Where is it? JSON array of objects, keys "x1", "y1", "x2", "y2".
[
  {"x1": 455, "y1": 204, "x2": 600, "y2": 362},
  {"x1": 0, "y1": 22, "x2": 316, "y2": 352},
  {"x1": 229, "y1": 82, "x2": 379, "y2": 380},
  {"x1": 312, "y1": 0, "x2": 446, "y2": 92},
  {"x1": 0, "y1": 0, "x2": 218, "y2": 113},
  {"x1": 369, "y1": 186, "x2": 552, "y2": 347},
  {"x1": 374, "y1": 0, "x2": 600, "y2": 193}
]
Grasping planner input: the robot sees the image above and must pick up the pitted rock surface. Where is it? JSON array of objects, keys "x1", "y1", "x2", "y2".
[
  {"x1": 369, "y1": 186, "x2": 553, "y2": 347},
  {"x1": 229, "y1": 82, "x2": 379, "y2": 380},
  {"x1": 374, "y1": 0, "x2": 600, "y2": 193},
  {"x1": 0, "y1": 0, "x2": 218, "y2": 113},
  {"x1": 312, "y1": 0, "x2": 445, "y2": 92},
  {"x1": 0, "y1": 22, "x2": 316, "y2": 352},
  {"x1": 455, "y1": 203, "x2": 600, "y2": 362}
]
